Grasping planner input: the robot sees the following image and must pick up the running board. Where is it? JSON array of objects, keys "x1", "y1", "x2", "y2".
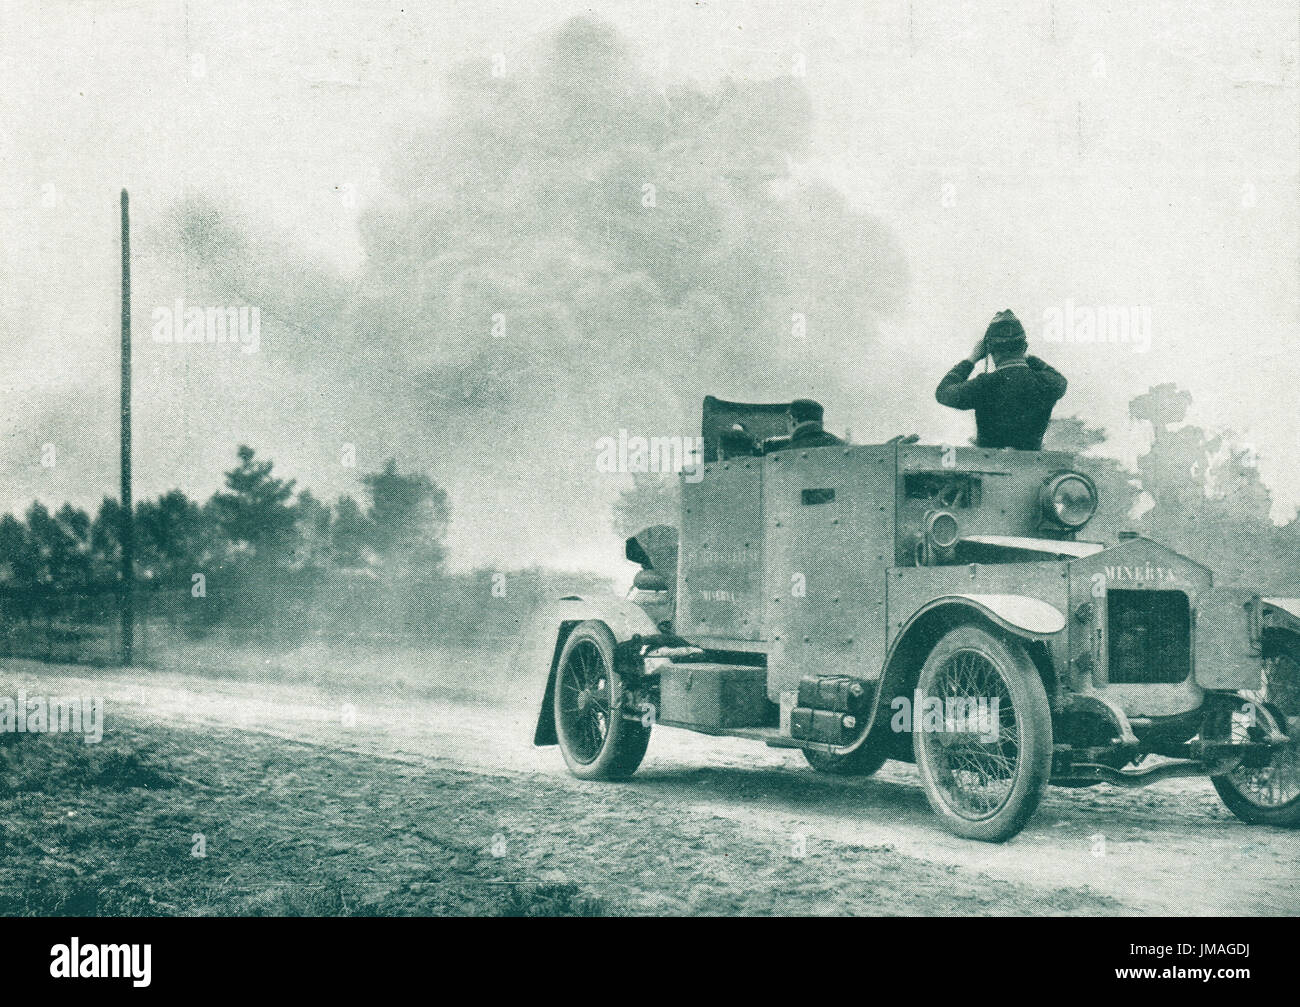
[
  {"x1": 660, "y1": 723, "x2": 859, "y2": 753},
  {"x1": 655, "y1": 722, "x2": 785, "y2": 743},
  {"x1": 1052, "y1": 760, "x2": 1213, "y2": 788}
]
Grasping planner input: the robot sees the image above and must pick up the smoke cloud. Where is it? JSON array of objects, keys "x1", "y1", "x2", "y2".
[{"x1": 151, "y1": 16, "x2": 908, "y2": 571}]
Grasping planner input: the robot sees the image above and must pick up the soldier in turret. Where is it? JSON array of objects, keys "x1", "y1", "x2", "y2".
[
  {"x1": 763, "y1": 399, "x2": 844, "y2": 453},
  {"x1": 935, "y1": 309, "x2": 1067, "y2": 451}
]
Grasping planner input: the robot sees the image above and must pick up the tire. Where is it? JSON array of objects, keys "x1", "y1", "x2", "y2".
[
  {"x1": 1211, "y1": 635, "x2": 1300, "y2": 827},
  {"x1": 912, "y1": 625, "x2": 1053, "y2": 842},
  {"x1": 803, "y1": 743, "x2": 888, "y2": 777},
  {"x1": 553, "y1": 621, "x2": 650, "y2": 781}
]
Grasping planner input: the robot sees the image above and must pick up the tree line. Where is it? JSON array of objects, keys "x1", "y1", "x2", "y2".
[
  {"x1": 0, "y1": 446, "x2": 450, "y2": 626},
  {"x1": 1045, "y1": 383, "x2": 1298, "y2": 589}
]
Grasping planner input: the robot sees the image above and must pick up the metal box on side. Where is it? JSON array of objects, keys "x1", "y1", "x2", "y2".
[{"x1": 658, "y1": 663, "x2": 773, "y2": 730}]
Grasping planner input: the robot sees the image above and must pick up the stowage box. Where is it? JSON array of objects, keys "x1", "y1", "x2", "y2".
[
  {"x1": 790, "y1": 707, "x2": 854, "y2": 745},
  {"x1": 796, "y1": 675, "x2": 866, "y2": 713},
  {"x1": 658, "y1": 663, "x2": 774, "y2": 729}
]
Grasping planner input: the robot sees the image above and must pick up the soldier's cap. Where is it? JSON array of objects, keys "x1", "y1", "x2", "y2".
[
  {"x1": 789, "y1": 398, "x2": 824, "y2": 423},
  {"x1": 984, "y1": 309, "x2": 1027, "y2": 349}
]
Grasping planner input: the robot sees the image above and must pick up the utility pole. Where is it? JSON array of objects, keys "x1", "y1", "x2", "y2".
[{"x1": 120, "y1": 189, "x2": 134, "y2": 665}]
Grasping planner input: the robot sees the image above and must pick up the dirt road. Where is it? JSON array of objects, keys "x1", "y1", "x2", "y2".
[{"x1": 5, "y1": 651, "x2": 1297, "y2": 915}]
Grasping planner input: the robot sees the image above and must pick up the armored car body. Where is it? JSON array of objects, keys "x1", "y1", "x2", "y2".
[{"x1": 533, "y1": 397, "x2": 1300, "y2": 841}]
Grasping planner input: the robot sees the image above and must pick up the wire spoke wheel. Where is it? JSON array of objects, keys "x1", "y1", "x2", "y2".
[
  {"x1": 558, "y1": 640, "x2": 612, "y2": 764},
  {"x1": 923, "y1": 649, "x2": 1019, "y2": 818},
  {"x1": 553, "y1": 621, "x2": 651, "y2": 781},
  {"x1": 1212, "y1": 638, "x2": 1300, "y2": 825},
  {"x1": 913, "y1": 625, "x2": 1052, "y2": 842}
]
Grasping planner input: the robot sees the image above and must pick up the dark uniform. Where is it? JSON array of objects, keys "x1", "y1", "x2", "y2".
[
  {"x1": 763, "y1": 399, "x2": 845, "y2": 453},
  {"x1": 787, "y1": 420, "x2": 844, "y2": 449},
  {"x1": 935, "y1": 311, "x2": 1067, "y2": 451}
]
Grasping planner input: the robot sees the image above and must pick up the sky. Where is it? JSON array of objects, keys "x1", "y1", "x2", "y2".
[{"x1": 2, "y1": 0, "x2": 1297, "y2": 580}]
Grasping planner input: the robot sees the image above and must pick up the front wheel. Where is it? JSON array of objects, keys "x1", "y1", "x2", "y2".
[
  {"x1": 912, "y1": 625, "x2": 1053, "y2": 842},
  {"x1": 553, "y1": 621, "x2": 650, "y2": 781},
  {"x1": 1211, "y1": 636, "x2": 1300, "y2": 827}
]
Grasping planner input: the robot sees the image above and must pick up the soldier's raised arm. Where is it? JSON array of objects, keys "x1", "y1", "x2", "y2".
[{"x1": 935, "y1": 338, "x2": 989, "y2": 410}]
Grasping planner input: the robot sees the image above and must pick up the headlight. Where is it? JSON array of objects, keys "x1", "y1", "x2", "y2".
[
  {"x1": 1041, "y1": 472, "x2": 1097, "y2": 529},
  {"x1": 925, "y1": 509, "x2": 960, "y2": 549}
]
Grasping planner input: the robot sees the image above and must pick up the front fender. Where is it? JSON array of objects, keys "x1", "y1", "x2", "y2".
[
  {"x1": 531, "y1": 596, "x2": 659, "y2": 747},
  {"x1": 911, "y1": 593, "x2": 1066, "y2": 639},
  {"x1": 847, "y1": 594, "x2": 1066, "y2": 760},
  {"x1": 548, "y1": 596, "x2": 661, "y2": 644}
]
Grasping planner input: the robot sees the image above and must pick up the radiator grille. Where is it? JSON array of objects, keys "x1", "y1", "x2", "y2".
[{"x1": 1106, "y1": 590, "x2": 1191, "y2": 684}]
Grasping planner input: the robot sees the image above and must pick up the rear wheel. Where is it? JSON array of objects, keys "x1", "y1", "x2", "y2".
[
  {"x1": 1211, "y1": 636, "x2": 1300, "y2": 827},
  {"x1": 553, "y1": 621, "x2": 650, "y2": 780},
  {"x1": 803, "y1": 743, "x2": 888, "y2": 777},
  {"x1": 912, "y1": 625, "x2": 1053, "y2": 842}
]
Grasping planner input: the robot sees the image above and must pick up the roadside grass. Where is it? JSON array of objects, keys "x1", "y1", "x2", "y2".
[
  {"x1": 0, "y1": 729, "x2": 177, "y2": 797},
  {"x1": 0, "y1": 722, "x2": 608, "y2": 917}
]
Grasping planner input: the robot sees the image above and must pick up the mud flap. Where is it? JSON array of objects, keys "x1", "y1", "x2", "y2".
[{"x1": 531, "y1": 599, "x2": 660, "y2": 747}]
